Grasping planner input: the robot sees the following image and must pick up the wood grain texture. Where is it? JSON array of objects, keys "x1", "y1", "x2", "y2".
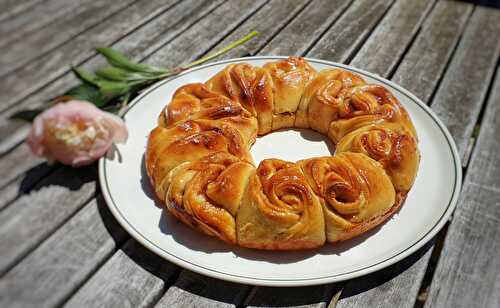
[
  {"x1": 349, "y1": 0, "x2": 435, "y2": 77},
  {"x1": 306, "y1": 0, "x2": 395, "y2": 62},
  {"x1": 424, "y1": 61, "x2": 500, "y2": 308},
  {"x1": 210, "y1": 0, "x2": 311, "y2": 60},
  {"x1": 258, "y1": 0, "x2": 353, "y2": 56},
  {"x1": 429, "y1": 6, "x2": 500, "y2": 161},
  {"x1": 0, "y1": 143, "x2": 47, "y2": 191},
  {"x1": 0, "y1": 196, "x2": 128, "y2": 308},
  {"x1": 0, "y1": 0, "x2": 179, "y2": 113},
  {"x1": 245, "y1": 284, "x2": 339, "y2": 308},
  {"x1": 0, "y1": 0, "x2": 137, "y2": 76},
  {"x1": 336, "y1": 244, "x2": 434, "y2": 308},
  {"x1": 155, "y1": 271, "x2": 250, "y2": 308},
  {"x1": 0, "y1": 0, "x2": 44, "y2": 23},
  {"x1": 144, "y1": 0, "x2": 266, "y2": 67},
  {"x1": 0, "y1": 0, "x2": 224, "y2": 155},
  {"x1": 0, "y1": 166, "x2": 96, "y2": 275},
  {"x1": 0, "y1": 0, "x2": 95, "y2": 46},
  {"x1": 0, "y1": 166, "x2": 56, "y2": 212},
  {"x1": 64, "y1": 239, "x2": 178, "y2": 308},
  {"x1": 391, "y1": 0, "x2": 473, "y2": 103}
]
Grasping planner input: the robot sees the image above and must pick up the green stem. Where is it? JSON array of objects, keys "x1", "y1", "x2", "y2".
[
  {"x1": 181, "y1": 31, "x2": 259, "y2": 70},
  {"x1": 149, "y1": 31, "x2": 259, "y2": 81}
]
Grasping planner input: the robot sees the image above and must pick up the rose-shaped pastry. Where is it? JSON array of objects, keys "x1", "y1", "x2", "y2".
[
  {"x1": 236, "y1": 159, "x2": 325, "y2": 250},
  {"x1": 165, "y1": 152, "x2": 255, "y2": 244},
  {"x1": 158, "y1": 83, "x2": 258, "y2": 145},
  {"x1": 299, "y1": 152, "x2": 396, "y2": 243},
  {"x1": 296, "y1": 69, "x2": 365, "y2": 132},
  {"x1": 206, "y1": 63, "x2": 274, "y2": 135},
  {"x1": 263, "y1": 57, "x2": 317, "y2": 130},
  {"x1": 328, "y1": 84, "x2": 417, "y2": 143},
  {"x1": 146, "y1": 119, "x2": 252, "y2": 200},
  {"x1": 336, "y1": 122, "x2": 419, "y2": 192},
  {"x1": 27, "y1": 101, "x2": 128, "y2": 167}
]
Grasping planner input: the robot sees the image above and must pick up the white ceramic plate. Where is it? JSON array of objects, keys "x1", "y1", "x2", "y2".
[{"x1": 99, "y1": 56, "x2": 462, "y2": 287}]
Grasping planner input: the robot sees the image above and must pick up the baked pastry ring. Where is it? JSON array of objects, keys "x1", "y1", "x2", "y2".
[{"x1": 146, "y1": 57, "x2": 420, "y2": 250}]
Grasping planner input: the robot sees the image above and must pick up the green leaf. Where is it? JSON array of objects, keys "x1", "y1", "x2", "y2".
[
  {"x1": 98, "y1": 80, "x2": 131, "y2": 99},
  {"x1": 9, "y1": 109, "x2": 44, "y2": 122},
  {"x1": 72, "y1": 67, "x2": 101, "y2": 86},
  {"x1": 65, "y1": 84, "x2": 106, "y2": 107},
  {"x1": 96, "y1": 66, "x2": 150, "y2": 81},
  {"x1": 71, "y1": 67, "x2": 136, "y2": 101},
  {"x1": 96, "y1": 47, "x2": 166, "y2": 74}
]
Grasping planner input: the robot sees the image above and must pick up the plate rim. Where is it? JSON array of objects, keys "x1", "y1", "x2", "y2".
[{"x1": 99, "y1": 56, "x2": 462, "y2": 287}]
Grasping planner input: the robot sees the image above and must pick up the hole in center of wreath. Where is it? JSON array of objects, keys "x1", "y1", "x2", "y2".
[{"x1": 250, "y1": 128, "x2": 335, "y2": 165}]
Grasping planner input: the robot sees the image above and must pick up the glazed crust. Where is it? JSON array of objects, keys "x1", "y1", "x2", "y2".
[
  {"x1": 145, "y1": 57, "x2": 420, "y2": 250},
  {"x1": 236, "y1": 159, "x2": 325, "y2": 250}
]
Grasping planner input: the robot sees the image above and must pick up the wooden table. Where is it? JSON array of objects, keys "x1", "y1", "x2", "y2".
[{"x1": 1, "y1": 0, "x2": 499, "y2": 307}]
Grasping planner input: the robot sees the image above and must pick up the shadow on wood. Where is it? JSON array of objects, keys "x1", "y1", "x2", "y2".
[
  {"x1": 457, "y1": 0, "x2": 500, "y2": 9},
  {"x1": 156, "y1": 270, "x2": 250, "y2": 307},
  {"x1": 95, "y1": 194, "x2": 130, "y2": 248},
  {"x1": 339, "y1": 236, "x2": 436, "y2": 300},
  {"x1": 20, "y1": 164, "x2": 97, "y2": 192}
]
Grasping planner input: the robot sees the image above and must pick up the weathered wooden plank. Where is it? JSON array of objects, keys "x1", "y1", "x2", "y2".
[
  {"x1": 245, "y1": 284, "x2": 339, "y2": 308},
  {"x1": 306, "y1": 0, "x2": 395, "y2": 62},
  {"x1": 0, "y1": 163, "x2": 56, "y2": 212},
  {"x1": 391, "y1": 0, "x2": 473, "y2": 103},
  {"x1": 424, "y1": 58, "x2": 500, "y2": 308},
  {"x1": 0, "y1": 196, "x2": 128, "y2": 308},
  {"x1": 350, "y1": 0, "x2": 435, "y2": 77},
  {"x1": 334, "y1": 242, "x2": 434, "y2": 308},
  {"x1": 0, "y1": 166, "x2": 97, "y2": 275},
  {"x1": 143, "y1": 0, "x2": 266, "y2": 67},
  {"x1": 0, "y1": 0, "x2": 179, "y2": 113},
  {"x1": 155, "y1": 271, "x2": 250, "y2": 308},
  {"x1": 0, "y1": 143, "x2": 47, "y2": 191},
  {"x1": 429, "y1": 6, "x2": 500, "y2": 161},
  {"x1": 0, "y1": 0, "x2": 95, "y2": 44},
  {"x1": 0, "y1": 0, "x2": 137, "y2": 76},
  {"x1": 210, "y1": 0, "x2": 311, "y2": 60},
  {"x1": 252, "y1": 0, "x2": 353, "y2": 56},
  {"x1": 0, "y1": 124, "x2": 29, "y2": 156},
  {"x1": 63, "y1": 239, "x2": 178, "y2": 308},
  {"x1": 0, "y1": 0, "x2": 43, "y2": 22}
]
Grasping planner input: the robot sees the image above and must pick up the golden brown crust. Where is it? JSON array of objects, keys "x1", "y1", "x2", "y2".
[
  {"x1": 263, "y1": 57, "x2": 317, "y2": 130},
  {"x1": 158, "y1": 83, "x2": 258, "y2": 146},
  {"x1": 298, "y1": 153, "x2": 396, "y2": 243},
  {"x1": 146, "y1": 120, "x2": 252, "y2": 201},
  {"x1": 206, "y1": 63, "x2": 274, "y2": 135},
  {"x1": 166, "y1": 152, "x2": 255, "y2": 244},
  {"x1": 146, "y1": 56, "x2": 420, "y2": 250},
  {"x1": 296, "y1": 69, "x2": 366, "y2": 132},
  {"x1": 335, "y1": 121, "x2": 420, "y2": 192},
  {"x1": 328, "y1": 84, "x2": 417, "y2": 143},
  {"x1": 236, "y1": 159, "x2": 325, "y2": 250},
  {"x1": 329, "y1": 192, "x2": 406, "y2": 243}
]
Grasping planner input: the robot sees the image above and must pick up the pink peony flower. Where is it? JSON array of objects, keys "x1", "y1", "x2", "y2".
[{"x1": 27, "y1": 100, "x2": 128, "y2": 167}]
